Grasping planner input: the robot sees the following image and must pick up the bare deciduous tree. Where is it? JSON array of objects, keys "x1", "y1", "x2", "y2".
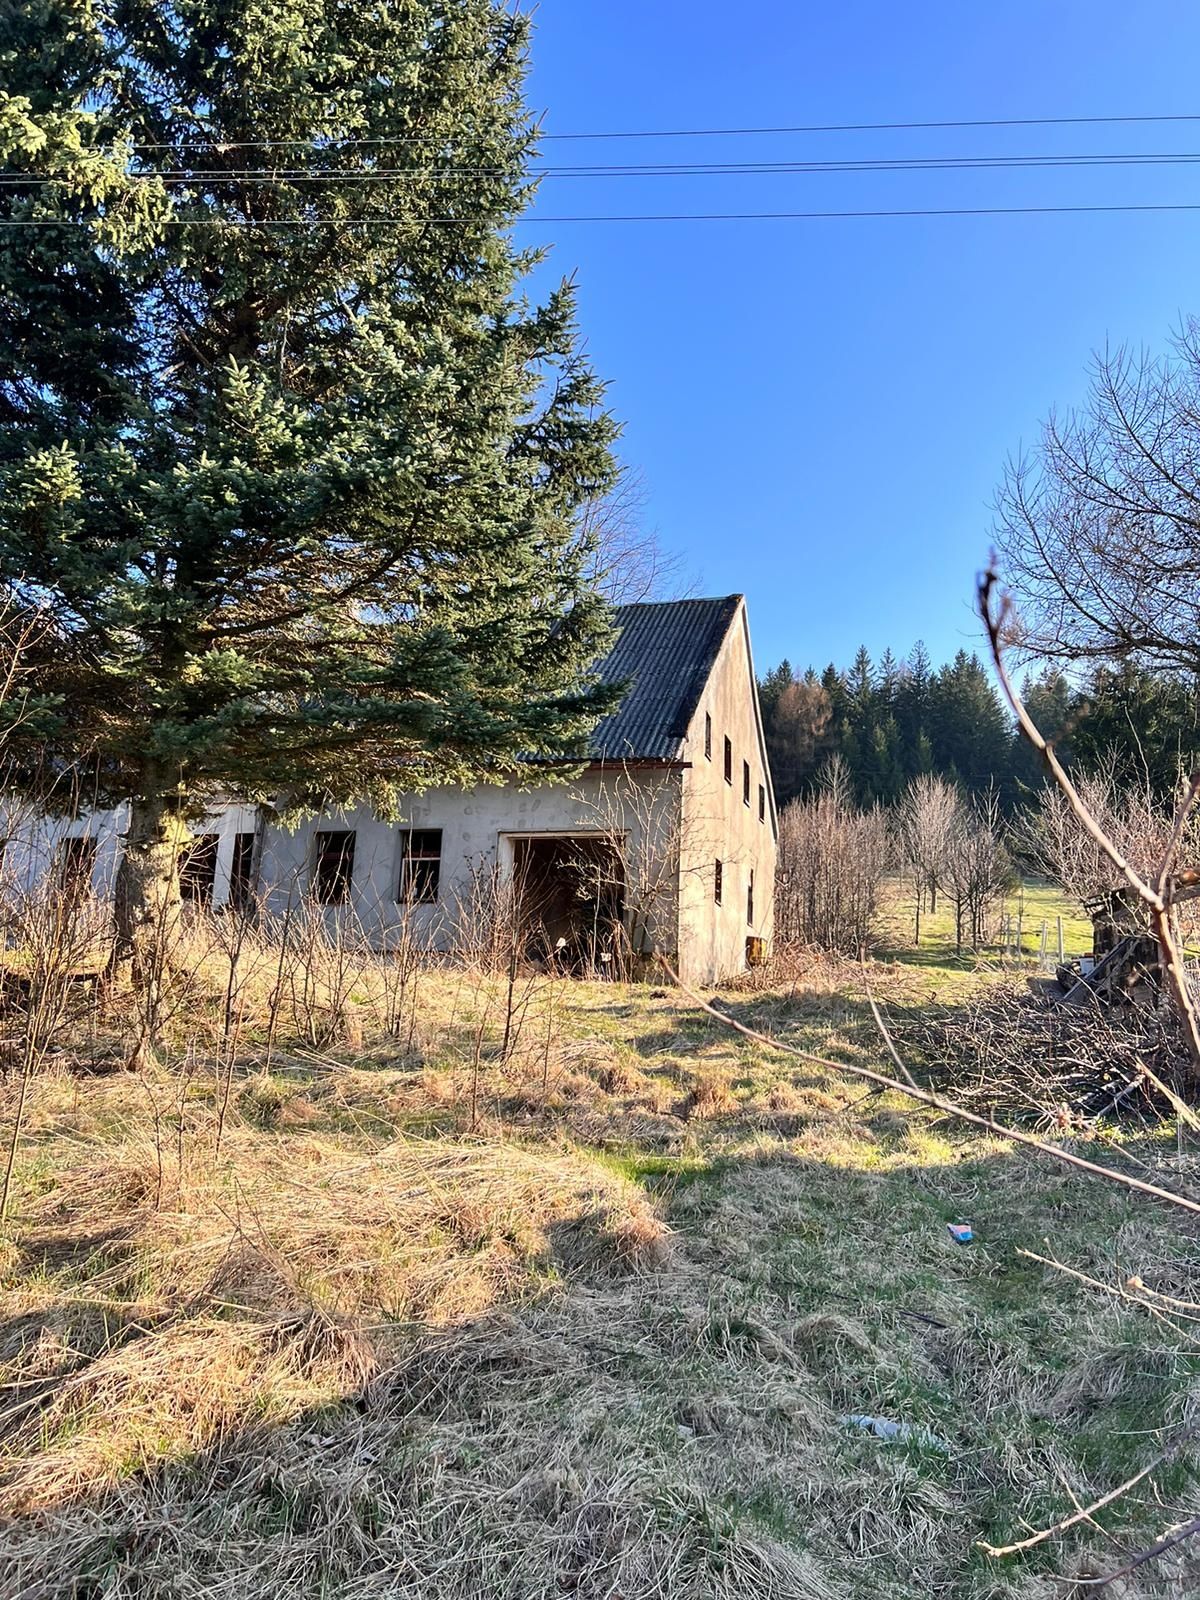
[
  {"x1": 775, "y1": 758, "x2": 891, "y2": 953},
  {"x1": 995, "y1": 326, "x2": 1200, "y2": 676},
  {"x1": 945, "y1": 788, "x2": 1013, "y2": 953},
  {"x1": 981, "y1": 568, "x2": 1200, "y2": 1083},
  {"x1": 1016, "y1": 757, "x2": 1200, "y2": 922},
  {"x1": 579, "y1": 468, "x2": 690, "y2": 607},
  {"x1": 897, "y1": 774, "x2": 960, "y2": 944}
]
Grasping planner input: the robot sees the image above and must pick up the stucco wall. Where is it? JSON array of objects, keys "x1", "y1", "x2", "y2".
[
  {"x1": 0, "y1": 800, "x2": 260, "y2": 903},
  {"x1": 676, "y1": 601, "x2": 777, "y2": 983},
  {"x1": 256, "y1": 767, "x2": 685, "y2": 966},
  {"x1": 0, "y1": 774, "x2": 686, "y2": 969}
]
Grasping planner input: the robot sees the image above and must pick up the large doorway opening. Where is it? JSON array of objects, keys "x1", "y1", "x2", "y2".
[{"x1": 510, "y1": 834, "x2": 625, "y2": 975}]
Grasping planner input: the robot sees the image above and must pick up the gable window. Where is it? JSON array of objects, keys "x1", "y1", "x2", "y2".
[
  {"x1": 759, "y1": 784, "x2": 766, "y2": 823},
  {"x1": 180, "y1": 834, "x2": 219, "y2": 906},
  {"x1": 397, "y1": 828, "x2": 442, "y2": 904},
  {"x1": 56, "y1": 836, "x2": 97, "y2": 896},
  {"x1": 312, "y1": 829, "x2": 355, "y2": 905},
  {"x1": 723, "y1": 736, "x2": 732, "y2": 785},
  {"x1": 704, "y1": 712, "x2": 712, "y2": 761},
  {"x1": 714, "y1": 858, "x2": 723, "y2": 906},
  {"x1": 747, "y1": 868, "x2": 755, "y2": 927},
  {"x1": 743, "y1": 760, "x2": 751, "y2": 807}
]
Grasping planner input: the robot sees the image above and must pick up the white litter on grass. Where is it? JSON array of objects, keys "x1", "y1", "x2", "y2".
[{"x1": 841, "y1": 1414, "x2": 948, "y2": 1453}]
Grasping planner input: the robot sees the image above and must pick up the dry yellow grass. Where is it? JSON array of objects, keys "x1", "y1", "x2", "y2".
[{"x1": 2, "y1": 944, "x2": 1200, "y2": 1598}]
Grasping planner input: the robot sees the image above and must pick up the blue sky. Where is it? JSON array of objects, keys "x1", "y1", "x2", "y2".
[{"x1": 519, "y1": 2, "x2": 1200, "y2": 675}]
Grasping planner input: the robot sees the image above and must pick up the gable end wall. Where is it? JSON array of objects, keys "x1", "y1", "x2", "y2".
[{"x1": 676, "y1": 600, "x2": 778, "y2": 983}]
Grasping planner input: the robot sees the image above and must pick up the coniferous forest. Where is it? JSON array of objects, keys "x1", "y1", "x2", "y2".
[{"x1": 758, "y1": 644, "x2": 1200, "y2": 808}]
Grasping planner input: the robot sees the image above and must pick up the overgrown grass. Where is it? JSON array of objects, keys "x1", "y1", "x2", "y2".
[
  {"x1": 2, "y1": 943, "x2": 1198, "y2": 1598},
  {"x1": 877, "y1": 873, "x2": 1093, "y2": 979}
]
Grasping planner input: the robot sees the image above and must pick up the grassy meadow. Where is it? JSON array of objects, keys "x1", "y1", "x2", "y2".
[{"x1": 2, "y1": 893, "x2": 1199, "y2": 1599}]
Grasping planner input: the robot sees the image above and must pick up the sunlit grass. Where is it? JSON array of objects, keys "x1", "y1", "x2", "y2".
[
  {"x1": 3, "y1": 940, "x2": 1198, "y2": 1599},
  {"x1": 876, "y1": 872, "x2": 1092, "y2": 975}
]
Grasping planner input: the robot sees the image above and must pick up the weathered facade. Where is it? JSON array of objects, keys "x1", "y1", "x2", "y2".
[{"x1": 6, "y1": 596, "x2": 777, "y2": 984}]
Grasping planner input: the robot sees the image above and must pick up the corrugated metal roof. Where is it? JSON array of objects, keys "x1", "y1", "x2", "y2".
[{"x1": 587, "y1": 595, "x2": 742, "y2": 762}]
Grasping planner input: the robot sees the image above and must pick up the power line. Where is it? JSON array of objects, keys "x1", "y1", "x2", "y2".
[
  {"x1": 113, "y1": 110, "x2": 1200, "y2": 152},
  {"x1": 538, "y1": 113, "x2": 1200, "y2": 141},
  {"x1": 6, "y1": 202, "x2": 1200, "y2": 225},
  {"x1": 9, "y1": 150, "x2": 1200, "y2": 186}
]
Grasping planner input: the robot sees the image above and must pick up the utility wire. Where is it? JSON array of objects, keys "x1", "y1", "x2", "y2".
[
  {"x1": 7, "y1": 202, "x2": 1200, "y2": 225},
  {"x1": 112, "y1": 110, "x2": 1200, "y2": 152},
  {"x1": 9, "y1": 151, "x2": 1200, "y2": 185}
]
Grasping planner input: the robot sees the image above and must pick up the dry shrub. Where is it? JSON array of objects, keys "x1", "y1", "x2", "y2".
[
  {"x1": 775, "y1": 764, "x2": 891, "y2": 954},
  {"x1": 685, "y1": 1067, "x2": 738, "y2": 1119},
  {"x1": 734, "y1": 940, "x2": 832, "y2": 991}
]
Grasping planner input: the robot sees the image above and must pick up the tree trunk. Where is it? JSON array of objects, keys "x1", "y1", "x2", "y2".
[{"x1": 111, "y1": 792, "x2": 186, "y2": 1046}]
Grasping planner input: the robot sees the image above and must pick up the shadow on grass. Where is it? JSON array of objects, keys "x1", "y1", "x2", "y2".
[{"x1": 2, "y1": 1130, "x2": 1199, "y2": 1599}]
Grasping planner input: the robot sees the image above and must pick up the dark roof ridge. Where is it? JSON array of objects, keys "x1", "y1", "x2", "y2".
[{"x1": 610, "y1": 592, "x2": 743, "y2": 607}]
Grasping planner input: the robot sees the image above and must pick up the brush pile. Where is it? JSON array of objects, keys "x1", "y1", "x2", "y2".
[{"x1": 901, "y1": 981, "x2": 1194, "y2": 1129}]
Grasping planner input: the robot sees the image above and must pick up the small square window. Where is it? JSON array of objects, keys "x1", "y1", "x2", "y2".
[
  {"x1": 758, "y1": 784, "x2": 766, "y2": 823},
  {"x1": 743, "y1": 760, "x2": 751, "y2": 806},
  {"x1": 704, "y1": 712, "x2": 712, "y2": 761},
  {"x1": 714, "y1": 858, "x2": 723, "y2": 906},
  {"x1": 723, "y1": 736, "x2": 732, "y2": 785},
  {"x1": 312, "y1": 829, "x2": 355, "y2": 904},
  {"x1": 398, "y1": 827, "x2": 442, "y2": 904}
]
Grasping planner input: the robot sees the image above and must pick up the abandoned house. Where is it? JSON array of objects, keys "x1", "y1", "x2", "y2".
[{"x1": 5, "y1": 595, "x2": 777, "y2": 984}]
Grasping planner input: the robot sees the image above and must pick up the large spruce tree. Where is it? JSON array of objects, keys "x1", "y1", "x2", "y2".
[{"x1": 0, "y1": 2, "x2": 620, "y2": 966}]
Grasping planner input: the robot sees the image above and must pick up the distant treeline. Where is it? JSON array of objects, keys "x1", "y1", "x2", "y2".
[{"x1": 758, "y1": 644, "x2": 1200, "y2": 809}]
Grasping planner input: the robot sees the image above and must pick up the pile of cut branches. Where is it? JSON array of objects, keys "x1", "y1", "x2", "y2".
[{"x1": 899, "y1": 981, "x2": 1192, "y2": 1130}]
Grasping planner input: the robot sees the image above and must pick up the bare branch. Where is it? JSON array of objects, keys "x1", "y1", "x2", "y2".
[
  {"x1": 1071, "y1": 1513, "x2": 1200, "y2": 1590},
  {"x1": 980, "y1": 567, "x2": 1200, "y2": 1075},
  {"x1": 979, "y1": 1420, "x2": 1200, "y2": 1557}
]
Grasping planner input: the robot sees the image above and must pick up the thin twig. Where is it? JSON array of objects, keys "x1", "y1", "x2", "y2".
[
  {"x1": 1070, "y1": 1512, "x2": 1200, "y2": 1588},
  {"x1": 1137, "y1": 1056, "x2": 1200, "y2": 1137},
  {"x1": 1018, "y1": 1249, "x2": 1200, "y2": 1328},
  {"x1": 979, "y1": 1421, "x2": 1200, "y2": 1555}
]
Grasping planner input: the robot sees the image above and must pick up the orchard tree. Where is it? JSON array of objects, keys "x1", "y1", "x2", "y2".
[{"x1": 0, "y1": 1, "x2": 621, "y2": 983}]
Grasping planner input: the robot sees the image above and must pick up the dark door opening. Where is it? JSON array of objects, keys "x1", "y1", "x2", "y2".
[
  {"x1": 229, "y1": 831, "x2": 258, "y2": 910},
  {"x1": 180, "y1": 834, "x2": 220, "y2": 906},
  {"x1": 511, "y1": 835, "x2": 625, "y2": 975}
]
